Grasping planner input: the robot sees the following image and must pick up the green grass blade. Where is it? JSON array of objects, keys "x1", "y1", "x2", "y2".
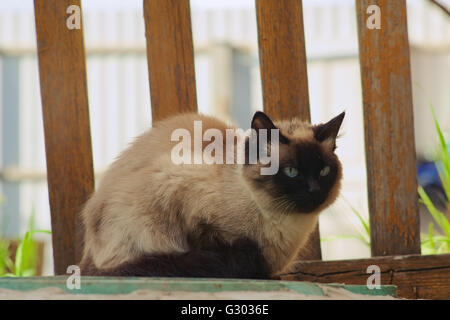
[
  {"x1": 14, "y1": 240, "x2": 24, "y2": 276},
  {"x1": 9, "y1": 227, "x2": 51, "y2": 277},
  {"x1": 22, "y1": 231, "x2": 36, "y2": 275},
  {"x1": 341, "y1": 196, "x2": 370, "y2": 237},
  {"x1": 30, "y1": 230, "x2": 51, "y2": 235},
  {"x1": 430, "y1": 106, "x2": 450, "y2": 201},
  {"x1": 418, "y1": 186, "x2": 450, "y2": 238},
  {"x1": 428, "y1": 222, "x2": 436, "y2": 253}
]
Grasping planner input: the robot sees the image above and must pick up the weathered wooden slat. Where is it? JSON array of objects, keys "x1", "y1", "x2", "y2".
[
  {"x1": 144, "y1": 0, "x2": 198, "y2": 121},
  {"x1": 34, "y1": 0, "x2": 94, "y2": 274},
  {"x1": 356, "y1": 0, "x2": 421, "y2": 256},
  {"x1": 256, "y1": 0, "x2": 321, "y2": 260},
  {"x1": 282, "y1": 253, "x2": 450, "y2": 299},
  {"x1": 256, "y1": 0, "x2": 310, "y2": 122}
]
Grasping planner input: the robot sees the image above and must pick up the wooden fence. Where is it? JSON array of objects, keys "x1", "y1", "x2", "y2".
[{"x1": 33, "y1": 0, "x2": 450, "y2": 299}]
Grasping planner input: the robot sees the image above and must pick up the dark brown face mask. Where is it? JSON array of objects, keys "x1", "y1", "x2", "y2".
[{"x1": 246, "y1": 111, "x2": 345, "y2": 214}]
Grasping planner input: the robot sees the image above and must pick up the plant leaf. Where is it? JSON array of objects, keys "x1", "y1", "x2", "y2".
[
  {"x1": 430, "y1": 105, "x2": 450, "y2": 202},
  {"x1": 428, "y1": 222, "x2": 436, "y2": 253},
  {"x1": 342, "y1": 196, "x2": 370, "y2": 237},
  {"x1": 418, "y1": 186, "x2": 450, "y2": 238}
]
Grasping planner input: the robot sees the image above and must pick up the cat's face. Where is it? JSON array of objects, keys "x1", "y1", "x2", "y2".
[{"x1": 242, "y1": 111, "x2": 344, "y2": 214}]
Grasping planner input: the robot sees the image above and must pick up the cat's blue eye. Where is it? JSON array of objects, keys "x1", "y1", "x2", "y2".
[
  {"x1": 283, "y1": 167, "x2": 298, "y2": 178},
  {"x1": 320, "y1": 166, "x2": 330, "y2": 177}
]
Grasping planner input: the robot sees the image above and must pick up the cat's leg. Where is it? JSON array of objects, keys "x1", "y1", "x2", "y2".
[{"x1": 81, "y1": 238, "x2": 271, "y2": 279}]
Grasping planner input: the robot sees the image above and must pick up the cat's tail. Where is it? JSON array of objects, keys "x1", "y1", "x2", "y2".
[{"x1": 79, "y1": 238, "x2": 272, "y2": 279}]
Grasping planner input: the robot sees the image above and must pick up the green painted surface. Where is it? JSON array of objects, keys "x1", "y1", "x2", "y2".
[{"x1": 0, "y1": 276, "x2": 396, "y2": 297}]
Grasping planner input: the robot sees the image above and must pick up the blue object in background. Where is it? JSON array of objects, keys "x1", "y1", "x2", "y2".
[
  {"x1": 418, "y1": 141, "x2": 450, "y2": 190},
  {"x1": 417, "y1": 160, "x2": 448, "y2": 210},
  {"x1": 417, "y1": 141, "x2": 450, "y2": 208},
  {"x1": 418, "y1": 161, "x2": 443, "y2": 189}
]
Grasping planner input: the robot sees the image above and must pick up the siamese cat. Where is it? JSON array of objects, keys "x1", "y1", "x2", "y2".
[{"x1": 79, "y1": 111, "x2": 345, "y2": 279}]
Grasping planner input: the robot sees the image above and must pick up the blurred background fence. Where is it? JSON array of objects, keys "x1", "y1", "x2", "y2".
[{"x1": 0, "y1": 0, "x2": 449, "y2": 274}]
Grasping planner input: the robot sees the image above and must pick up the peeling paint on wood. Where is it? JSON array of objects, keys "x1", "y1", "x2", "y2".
[
  {"x1": 0, "y1": 277, "x2": 396, "y2": 298},
  {"x1": 356, "y1": 0, "x2": 421, "y2": 256}
]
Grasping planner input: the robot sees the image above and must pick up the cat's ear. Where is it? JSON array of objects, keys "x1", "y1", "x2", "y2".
[
  {"x1": 251, "y1": 111, "x2": 289, "y2": 144},
  {"x1": 313, "y1": 111, "x2": 345, "y2": 150}
]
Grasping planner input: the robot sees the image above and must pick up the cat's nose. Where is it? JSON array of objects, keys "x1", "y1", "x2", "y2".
[{"x1": 308, "y1": 179, "x2": 320, "y2": 193}]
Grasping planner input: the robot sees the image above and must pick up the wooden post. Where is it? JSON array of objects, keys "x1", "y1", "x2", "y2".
[
  {"x1": 144, "y1": 0, "x2": 198, "y2": 122},
  {"x1": 256, "y1": 0, "x2": 321, "y2": 260},
  {"x1": 34, "y1": 0, "x2": 94, "y2": 274},
  {"x1": 356, "y1": 0, "x2": 421, "y2": 256}
]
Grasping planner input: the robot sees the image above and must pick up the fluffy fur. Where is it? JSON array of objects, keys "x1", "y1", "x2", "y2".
[{"x1": 79, "y1": 111, "x2": 344, "y2": 278}]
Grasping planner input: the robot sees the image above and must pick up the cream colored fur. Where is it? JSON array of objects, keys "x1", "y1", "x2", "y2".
[{"x1": 80, "y1": 112, "x2": 341, "y2": 276}]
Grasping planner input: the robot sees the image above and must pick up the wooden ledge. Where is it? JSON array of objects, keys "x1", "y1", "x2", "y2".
[
  {"x1": 281, "y1": 254, "x2": 450, "y2": 299},
  {"x1": 0, "y1": 277, "x2": 395, "y2": 299}
]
